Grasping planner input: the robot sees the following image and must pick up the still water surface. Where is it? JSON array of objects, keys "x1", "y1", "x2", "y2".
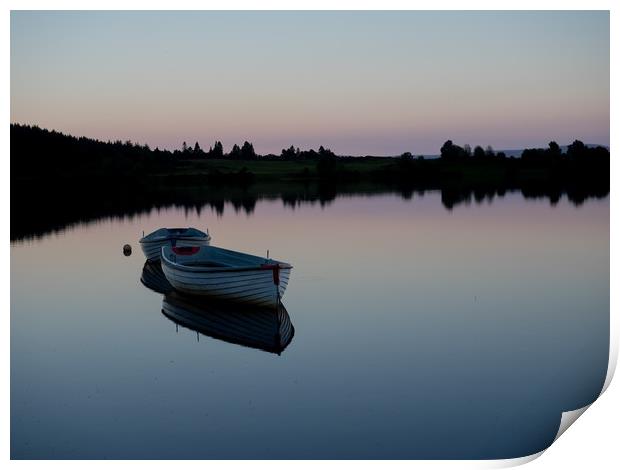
[{"x1": 11, "y1": 192, "x2": 609, "y2": 459}]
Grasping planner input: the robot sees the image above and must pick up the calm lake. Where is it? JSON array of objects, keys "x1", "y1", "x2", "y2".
[{"x1": 11, "y1": 191, "x2": 609, "y2": 459}]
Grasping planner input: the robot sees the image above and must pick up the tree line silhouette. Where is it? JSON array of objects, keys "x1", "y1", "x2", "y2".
[
  {"x1": 12, "y1": 124, "x2": 608, "y2": 168},
  {"x1": 439, "y1": 138, "x2": 608, "y2": 165},
  {"x1": 11, "y1": 124, "x2": 610, "y2": 241},
  {"x1": 11, "y1": 124, "x2": 609, "y2": 191},
  {"x1": 11, "y1": 122, "x2": 609, "y2": 206},
  {"x1": 10, "y1": 124, "x2": 342, "y2": 172}
]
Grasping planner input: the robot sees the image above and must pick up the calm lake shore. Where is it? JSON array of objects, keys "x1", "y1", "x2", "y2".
[{"x1": 11, "y1": 124, "x2": 610, "y2": 241}]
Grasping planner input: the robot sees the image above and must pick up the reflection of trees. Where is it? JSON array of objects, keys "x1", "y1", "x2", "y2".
[
  {"x1": 12, "y1": 177, "x2": 609, "y2": 242},
  {"x1": 12, "y1": 125, "x2": 610, "y2": 240}
]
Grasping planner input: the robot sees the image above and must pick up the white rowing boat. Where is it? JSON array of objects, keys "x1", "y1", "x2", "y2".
[
  {"x1": 139, "y1": 227, "x2": 211, "y2": 261},
  {"x1": 162, "y1": 291, "x2": 295, "y2": 354},
  {"x1": 161, "y1": 245, "x2": 292, "y2": 307}
]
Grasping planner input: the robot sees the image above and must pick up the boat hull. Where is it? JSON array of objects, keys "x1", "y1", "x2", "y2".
[{"x1": 161, "y1": 261, "x2": 291, "y2": 307}]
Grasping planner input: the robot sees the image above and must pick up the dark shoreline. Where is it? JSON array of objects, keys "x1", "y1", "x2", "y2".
[{"x1": 11, "y1": 124, "x2": 610, "y2": 241}]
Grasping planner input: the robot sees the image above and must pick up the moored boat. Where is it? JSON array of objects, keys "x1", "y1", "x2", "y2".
[
  {"x1": 139, "y1": 227, "x2": 211, "y2": 261},
  {"x1": 162, "y1": 291, "x2": 295, "y2": 354},
  {"x1": 161, "y1": 245, "x2": 292, "y2": 307}
]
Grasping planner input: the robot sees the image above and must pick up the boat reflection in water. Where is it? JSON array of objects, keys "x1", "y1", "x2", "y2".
[
  {"x1": 162, "y1": 292, "x2": 295, "y2": 354},
  {"x1": 140, "y1": 260, "x2": 174, "y2": 294},
  {"x1": 140, "y1": 261, "x2": 295, "y2": 355}
]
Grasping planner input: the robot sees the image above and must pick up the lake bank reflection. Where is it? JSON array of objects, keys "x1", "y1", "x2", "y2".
[{"x1": 11, "y1": 181, "x2": 610, "y2": 242}]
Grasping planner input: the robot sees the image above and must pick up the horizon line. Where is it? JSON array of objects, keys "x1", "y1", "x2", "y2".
[{"x1": 10, "y1": 122, "x2": 608, "y2": 157}]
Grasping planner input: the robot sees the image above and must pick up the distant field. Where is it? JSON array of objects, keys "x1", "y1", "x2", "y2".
[{"x1": 168, "y1": 157, "x2": 397, "y2": 179}]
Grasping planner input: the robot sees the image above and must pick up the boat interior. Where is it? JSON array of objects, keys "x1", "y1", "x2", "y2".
[{"x1": 168, "y1": 245, "x2": 278, "y2": 268}]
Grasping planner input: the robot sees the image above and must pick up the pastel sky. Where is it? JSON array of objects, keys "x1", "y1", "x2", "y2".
[{"x1": 10, "y1": 11, "x2": 609, "y2": 155}]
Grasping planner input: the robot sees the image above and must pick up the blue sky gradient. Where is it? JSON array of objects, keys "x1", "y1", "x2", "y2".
[{"x1": 10, "y1": 11, "x2": 609, "y2": 155}]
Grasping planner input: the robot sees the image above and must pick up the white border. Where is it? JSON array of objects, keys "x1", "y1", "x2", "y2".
[{"x1": 3, "y1": 1, "x2": 617, "y2": 468}]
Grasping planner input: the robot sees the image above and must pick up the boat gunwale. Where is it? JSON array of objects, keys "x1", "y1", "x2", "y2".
[
  {"x1": 139, "y1": 227, "x2": 210, "y2": 244},
  {"x1": 162, "y1": 255, "x2": 293, "y2": 274},
  {"x1": 161, "y1": 245, "x2": 293, "y2": 273},
  {"x1": 139, "y1": 235, "x2": 211, "y2": 245}
]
